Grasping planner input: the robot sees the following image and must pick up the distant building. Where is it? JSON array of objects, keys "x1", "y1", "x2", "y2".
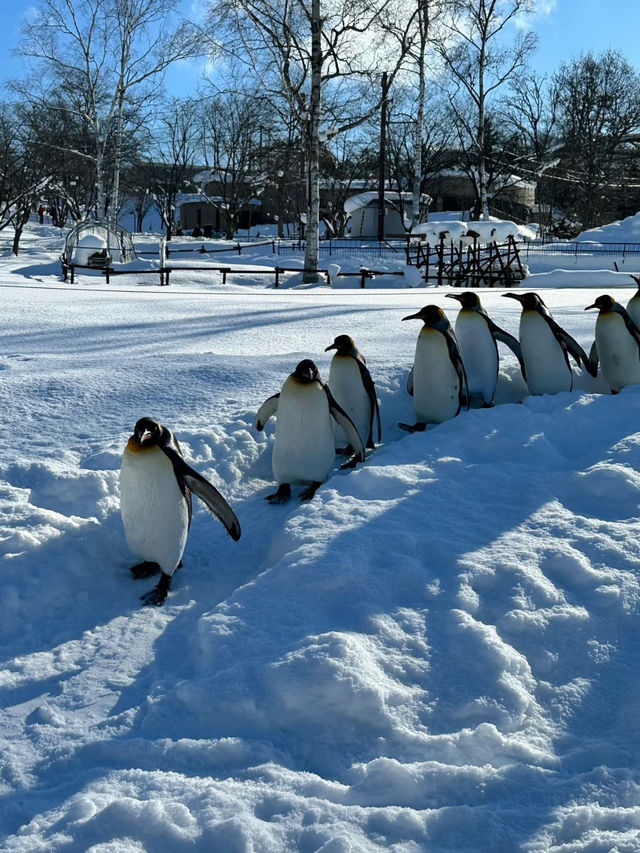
[
  {"x1": 176, "y1": 169, "x2": 262, "y2": 236},
  {"x1": 424, "y1": 169, "x2": 536, "y2": 221},
  {"x1": 345, "y1": 192, "x2": 431, "y2": 238}
]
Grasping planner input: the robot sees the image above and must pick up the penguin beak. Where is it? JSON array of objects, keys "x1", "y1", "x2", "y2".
[
  {"x1": 402, "y1": 311, "x2": 423, "y2": 321},
  {"x1": 584, "y1": 302, "x2": 597, "y2": 311},
  {"x1": 502, "y1": 293, "x2": 522, "y2": 302},
  {"x1": 324, "y1": 343, "x2": 338, "y2": 352},
  {"x1": 445, "y1": 293, "x2": 462, "y2": 302},
  {"x1": 139, "y1": 429, "x2": 153, "y2": 444}
]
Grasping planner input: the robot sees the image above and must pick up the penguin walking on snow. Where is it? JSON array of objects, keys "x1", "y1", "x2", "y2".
[
  {"x1": 120, "y1": 417, "x2": 241, "y2": 606},
  {"x1": 585, "y1": 294, "x2": 640, "y2": 393},
  {"x1": 626, "y1": 275, "x2": 640, "y2": 327},
  {"x1": 325, "y1": 335, "x2": 381, "y2": 452},
  {"x1": 400, "y1": 304, "x2": 469, "y2": 432},
  {"x1": 255, "y1": 359, "x2": 365, "y2": 503},
  {"x1": 446, "y1": 291, "x2": 525, "y2": 406},
  {"x1": 503, "y1": 291, "x2": 595, "y2": 395}
]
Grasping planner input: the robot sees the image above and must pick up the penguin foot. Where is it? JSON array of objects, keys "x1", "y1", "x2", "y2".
[
  {"x1": 300, "y1": 482, "x2": 322, "y2": 501},
  {"x1": 266, "y1": 483, "x2": 292, "y2": 504},
  {"x1": 481, "y1": 402, "x2": 494, "y2": 409},
  {"x1": 130, "y1": 561, "x2": 161, "y2": 579},
  {"x1": 339, "y1": 454, "x2": 360, "y2": 470},
  {"x1": 140, "y1": 572, "x2": 173, "y2": 606},
  {"x1": 398, "y1": 422, "x2": 427, "y2": 433},
  {"x1": 335, "y1": 445, "x2": 354, "y2": 456}
]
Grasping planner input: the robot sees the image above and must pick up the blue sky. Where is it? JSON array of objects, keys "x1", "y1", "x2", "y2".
[{"x1": 0, "y1": 0, "x2": 640, "y2": 97}]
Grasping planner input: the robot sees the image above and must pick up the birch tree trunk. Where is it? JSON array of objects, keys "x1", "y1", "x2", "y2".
[
  {"x1": 411, "y1": 0, "x2": 429, "y2": 229},
  {"x1": 303, "y1": 0, "x2": 322, "y2": 283}
]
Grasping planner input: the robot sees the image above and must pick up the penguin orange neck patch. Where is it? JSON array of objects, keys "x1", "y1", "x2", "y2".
[{"x1": 126, "y1": 437, "x2": 156, "y2": 454}]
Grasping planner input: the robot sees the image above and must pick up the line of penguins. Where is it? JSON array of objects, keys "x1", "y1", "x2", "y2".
[{"x1": 120, "y1": 285, "x2": 640, "y2": 605}]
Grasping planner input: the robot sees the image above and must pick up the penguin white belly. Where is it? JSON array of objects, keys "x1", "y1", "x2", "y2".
[
  {"x1": 273, "y1": 379, "x2": 335, "y2": 484},
  {"x1": 120, "y1": 444, "x2": 189, "y2": 574},
  {"x1": 328, "y1": 356, "x2": 371, "y2": 446},
  {"x1": 455, "y1": 311, "x2": 497, "y2": 404},
  {"x1": 520, "y1": 312, "x2": 571, "y2": 395},
  {"x1": 626, "y1": 295, "x2": 640, "y2": 328},
  {"x1": 413, "y1": 328, "x2": 460, "y2": 423},
  {"x1": 596, "y1": 314, "x2": 640, "y2": 392}
]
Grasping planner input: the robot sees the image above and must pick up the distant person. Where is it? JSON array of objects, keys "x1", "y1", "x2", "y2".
[
  {"x1": 175, "y1": 221, "x2": 183, "y2": 236},
  {"x1": 192, "y1": 225, "x2": 202, "y2": 238},
  {"x1": 38, "y1": 205, "x2": 45, "y2": 224}
]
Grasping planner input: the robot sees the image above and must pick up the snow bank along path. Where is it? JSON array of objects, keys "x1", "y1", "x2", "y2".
[{"x1": 2, "y1": 269, "x2": 640, "y2": 851}]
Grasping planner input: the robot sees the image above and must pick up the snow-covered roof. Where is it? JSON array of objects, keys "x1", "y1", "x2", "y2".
[{"x1": 344, "y1": 191, "x2": 429, "y2": 215}]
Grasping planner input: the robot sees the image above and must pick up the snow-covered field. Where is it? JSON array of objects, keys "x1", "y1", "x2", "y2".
[{"x1": 2, "y1": 225, "x2": 640, "y2": 852}]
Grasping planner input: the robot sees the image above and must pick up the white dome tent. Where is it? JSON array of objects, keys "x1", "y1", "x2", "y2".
[{"x1": 61, "y1": 219, "x2": 135, "y2": 280}]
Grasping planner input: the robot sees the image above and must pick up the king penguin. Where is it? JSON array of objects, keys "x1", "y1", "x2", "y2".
[
  {"x1": 400, "y1": 304, "x2": 469, "y2": 432},
  {"x1": 120, "y1": 417, "x2": 241, "y2": 606},
  {"x1": 626, "y1": 275, "x2": 640, "y2": 327},
  {"x1": 585, "y1": 294, "x2": 640, "y2": 393},
  {"x1": 325, "y1": 334, "x2": 381, "y2": 452},
  {"x1": 503, "y1": 291, "x2": 595, "y2": 395},
  {"x1": 254, "y1": 359, "x2": 365, "y2": 503},
  {"x1": 446, "y1": 291, "x2": 525, "y2": 406}
]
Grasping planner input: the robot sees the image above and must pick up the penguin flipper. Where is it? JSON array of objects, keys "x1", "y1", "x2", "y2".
[
  {"x1": 443, "y1": 327, "x2": 470, "y2": 411},
  {"x1": 548, "y1": 317, "x2": 596, "y2": 377},
  {"x1": 182, "y1": 468, "x2": 242, "y2": 541},
  {"x1": 589, "y1": 340, "x2": 599, "y2": 373},
  {"x1": 616, "y1": 305, "x2": 640, "y2": 355},
  {"x1": 254, "y1": 393, "x2": 280, "y2": 431},
  {"x1": 486, "y1": 318, "x2": 527, "y2": 380},
  {"x1": 354, "y1": 355, "x2": 382, "y2": 445},
  {"x1": 324, "y1": 386, "x2": 365, "y2": 463},
  {"x1": 407, "y1": 366, "x2": 414, "y2": 396}
]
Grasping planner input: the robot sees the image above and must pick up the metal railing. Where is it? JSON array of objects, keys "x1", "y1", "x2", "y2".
[{"x1": 523, "y1": 241, "x2": 640, "y2": 257}]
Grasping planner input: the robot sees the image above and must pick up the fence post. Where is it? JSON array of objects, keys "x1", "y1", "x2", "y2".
[
  {"x1": 360, "y1": 268, "x2": 368, "y2": 288},
  {"x1": 237, "y1": 242, "x2": 242, "y2": 255},
  {"x1": 275, "y1": 267, "x2": 280, "y2": 288}
]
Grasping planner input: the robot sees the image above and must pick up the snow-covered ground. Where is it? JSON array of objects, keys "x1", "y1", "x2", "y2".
[{"x1": 2, "y1": 225, "x2": 640, "y2": 852}]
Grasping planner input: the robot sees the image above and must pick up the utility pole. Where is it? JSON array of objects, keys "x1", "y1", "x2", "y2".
[{"x1": 377, "y1": 71, "x2": 389, "y2": 243}]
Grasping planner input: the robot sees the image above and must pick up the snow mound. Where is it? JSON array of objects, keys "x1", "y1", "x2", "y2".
[{"x1": 577, "y1": 211, "x2": 640, "y2": 243}]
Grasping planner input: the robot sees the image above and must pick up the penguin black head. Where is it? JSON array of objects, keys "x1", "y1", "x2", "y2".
[
  {"x1": 325, "y1": 334, "x2": 355, "y2": 355},
  {"x1": 132, "y1": 417, "x2": 163, "y2": 447},
  {"x1": 402, "y1": 304, "x2": 447, "y2": 327},
  {"x1": 446, "y1": 292, "x2": 481, "y2": 310},
  {"x1": 585, "y1": 294, "x2": 616, "y2": 312},
  {"x1": 502, "y1": 291, "x2": 544, "y2": 311},
  {"x1": 293, "y1": 359, "x2": 319, "y2": 383}
]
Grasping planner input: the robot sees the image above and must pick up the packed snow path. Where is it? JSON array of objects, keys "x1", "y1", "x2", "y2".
[{"x1": 1, "y1": 273, "x2": 640, "y2": 852}]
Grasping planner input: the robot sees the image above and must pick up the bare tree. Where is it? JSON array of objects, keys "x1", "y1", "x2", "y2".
[
  {"x1": 18, "y1": 0, "x2": 198, "y2": 220},
  {"x1": 385, "y1": 88, "x2": 455, "y2": 224},
  {"x1": 196, "y1": 94, "x2": 271, "y2": 239},
  {"x1": 0, "y1": 104, "x2": 52, "y2": 253},
  {"x1": 146, "y1": 98, "x2": 200, "y2": 239},
  {"x1": 435, "y1": 0, "x2": 537, "y2": 219},
  {"x1": 552, "y1": 50, "x2": 640, "y2": 230},
  {"x1": 205, "y1": 0, "x2": 409, "y2": 280},
  {"x1": 398, "y1": 0, "x2": 447, "y2": 227}
]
